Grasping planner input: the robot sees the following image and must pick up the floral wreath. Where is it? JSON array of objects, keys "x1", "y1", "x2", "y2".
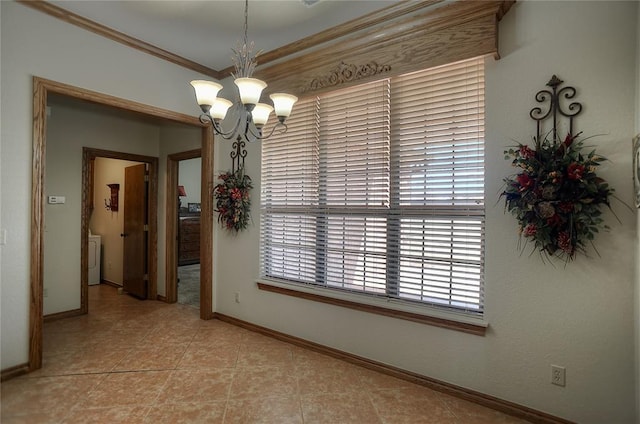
[
  {"x1": 213, "y1": 169, "x2": 253, "y2": 232},
  {"x1": 501, "y1": 132, "x2": 615, "y2": 261}
]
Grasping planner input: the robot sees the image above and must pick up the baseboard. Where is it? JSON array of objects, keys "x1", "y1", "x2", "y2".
[
  {"x1": 44, "y1": 308, "x2": 84, "y2": 322},
  {"x1": 1, "y1": 362, "x2": 29, "y2": 381},
  {"x1": 213, "y1": 312, "x2": 574, "y2": 424},
  {"x1": 157, "y1": 294, "x2": 167, "y2": 302},
  {"x1": 101, "y1": 279, "x2": 122, "y2": 288}
]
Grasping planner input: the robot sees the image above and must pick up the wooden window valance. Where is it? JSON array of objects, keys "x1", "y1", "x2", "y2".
[{"x1": 256, "y1": 0, "x2": 513, "y2": 98}]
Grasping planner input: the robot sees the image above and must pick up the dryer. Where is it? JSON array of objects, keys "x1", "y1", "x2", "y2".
[{"x1": 88, "y1": 234, "x2": 101, "y2": 285}]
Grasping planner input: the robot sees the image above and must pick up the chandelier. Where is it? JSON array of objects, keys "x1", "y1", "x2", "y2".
[{"x1": 190, "y1": 0, "x2": 298, "y2": 144}]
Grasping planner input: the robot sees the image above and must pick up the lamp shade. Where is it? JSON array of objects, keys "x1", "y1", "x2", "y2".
[
  {"x1": 177, "y1": 185, "x2": 187, "y2": 197},
  {"x1": 190, "y1": 80, "x2": 223, "y2": 108},
  {"x1": 270, "y1": 93, "x2": 298, "y2": 118},
  {"x1": 210, "y1": 98, "x2": 233, "y2": 120},
  {"x1": 235, "y1": 77, "x2": 267, "y2": 105},
  {"x1": 252, "y1": 103, "x2": 274, "y2": 127}
]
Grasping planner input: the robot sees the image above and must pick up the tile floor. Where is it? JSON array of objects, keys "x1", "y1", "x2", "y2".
[{"x1": 1, "y1": 285, "x2": 530, "y2": 423}]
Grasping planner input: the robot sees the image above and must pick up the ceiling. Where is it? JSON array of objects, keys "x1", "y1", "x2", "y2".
[{"x1": 48, "y1": 0, "x2": 398, "y2": 72}]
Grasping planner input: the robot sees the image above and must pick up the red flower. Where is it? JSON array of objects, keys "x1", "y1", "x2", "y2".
[
  {"x1": 557, "y1": 231, "x2": 573, "y2": 254},
  {"x1": 567, "y1": 162, "x2": 585, "y2": 180},
  {"x1": 546, "y1": 214, "x2": 562, "y2": 227},
  {"x1": 516, "y1": 173, "x2": 534, "y2": 191},
  {"x1": 563, "y1": 133, "x2": 574, "y2": 147},
  {"x1": 231, "y1": 188, "x2": 242, "y2": 201},
  {"x1": 519, "y1": 145, "x2": 535, "y2": 159},
  {"x1": 558, "y1": 202, "x2": 574, "y2": 213},
  {"x1": 523, "y1": 224, "x2": 537, "y2": 237}
]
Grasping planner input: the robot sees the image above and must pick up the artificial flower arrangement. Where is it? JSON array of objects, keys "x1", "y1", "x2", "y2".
[
  {"x1": 501, "y1": 132, "x2": 615, "y2": 261},
  {"x1": 213, "y1": 169, "x2": 253, "y2": 232}
]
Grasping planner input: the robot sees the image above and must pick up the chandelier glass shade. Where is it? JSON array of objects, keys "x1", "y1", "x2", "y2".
[{"x1": 190, "y1": 0, "x2": 297, "y2": 142}]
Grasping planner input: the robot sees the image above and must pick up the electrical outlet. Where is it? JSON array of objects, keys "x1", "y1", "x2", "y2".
[
  {"x1": 234, "y1": 292, "x2": 240, "y2": 303},
  {"x1": 551, "y1": 365, "x2": 566, "y2": 387}
]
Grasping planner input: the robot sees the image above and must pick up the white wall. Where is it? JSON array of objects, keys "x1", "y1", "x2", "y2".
[
  {"x1": 213, "y1": 2, "x2": 638, "y2": 423},
  {"x1": 0, "y1": 0, "x2": 207, "y2": 368}
]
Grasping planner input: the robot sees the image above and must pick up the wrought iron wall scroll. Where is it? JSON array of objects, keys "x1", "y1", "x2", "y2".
[
  {"x1": 529, "y1": 75, "x2": 582, "y2": 144},
  {"x1": 230, "y1": 135, "x2": 247, "y2": 174}
]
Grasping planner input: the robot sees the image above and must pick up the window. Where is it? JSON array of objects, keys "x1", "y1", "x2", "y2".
[{"x1": 261, "y1": 57, "x2": 485, "y2": 315}]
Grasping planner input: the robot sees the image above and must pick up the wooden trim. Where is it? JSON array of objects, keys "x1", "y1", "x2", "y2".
[
  {"x1": 18, "y1": 0, "x2": 512, "y2": 87},
  {"x1": 165, "y1": 158, "x2": 179, "y2": 304},
  {"x1": 43, "y1": 308, "x2": 83, "y2": 323},
  {"x1": 217, "y1": 0, "x2": 444, "y2": 77},
  {"x1": 157, "y1": 294, "x2": 167, "y2": 302},
  {"x1": 17, "y1": 0, "x2": 221, "y2": 80},
  {"x1": 36, "y1": 78, "x2": 204, "y2": 126},
  {"x1": 257, "y1": 0, "x2": 513, "y2": 97},
  {"x1": 166, "y1": 149, "x2": 202, "y2": 305},
  {"x1": 30, "y1": 76, "x2": 213, "y2": 375},
  {"x1": 200, "y1": 129, "x2": 215, "y2": 320},
  {"x1": 147, "y1": 157, "x2": 159, "y2": 301},
  {"x1": 214, "y1": 313, "x2": 574, "y2": 424},
  {"x1": 30, "y1": 77, "x2": 47, "y2": 372},
  {"x1": 1, "y1": 363, "x2": 30, "y2": 382},
  {"x1": 257, "y1": 282, "x2": 486, "y2": 336},
  {"x1": 167, "y1": 149, "x2": 203, "y2": 162},
  {"x1": 101, "y1": 280, "x2": 121, "y2": 288}
]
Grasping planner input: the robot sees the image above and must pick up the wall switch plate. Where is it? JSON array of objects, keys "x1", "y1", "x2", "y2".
[
  {"x1": 47, "y1": 196, "x2": 66, "y2": 204},
  {"x1": 551, "y1": 365, "x2": 566, "y2": 387}
]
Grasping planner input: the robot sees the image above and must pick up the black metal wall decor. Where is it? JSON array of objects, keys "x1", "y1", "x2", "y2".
[
  {"x1": 230, "y1": 135, "x2": 247, "y2": 174},
  {"x1": 502, "y1": 74, "x2": 616, "y2": 262},
  {"x1": 529, "y1": 74, "x2": 582, "y2": 143}
]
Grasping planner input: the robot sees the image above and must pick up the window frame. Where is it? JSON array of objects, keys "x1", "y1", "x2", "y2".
[{"x1": 260, "y1": 57, "x2": 486, "y2": 328}]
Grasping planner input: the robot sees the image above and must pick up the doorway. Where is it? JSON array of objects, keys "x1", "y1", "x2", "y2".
[
  {"x1": 165, "y1": 150, "x2": 202, "y2": 308},
  {"x1": 86, "y1": 154, "x2": 155, "y2": 302},
  {"x1": 30, "y1": 77, "x2": 215, "y2": 371}
]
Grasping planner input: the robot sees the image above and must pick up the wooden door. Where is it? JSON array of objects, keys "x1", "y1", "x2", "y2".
[{"x1": 123, "y1": 164, "x2": 148, "y2": 299}]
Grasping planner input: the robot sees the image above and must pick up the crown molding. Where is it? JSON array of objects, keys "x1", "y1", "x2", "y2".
[
  {"x1": 258, "y1": 0, "x2": 514, "y2": 96},
  {"x1": 18, "y1": 0, "x2": 515, "y2": 90},
  {"x1": 18, "y1": 0, "x2": 456, "y2": 81},
  {"x1": 17, "y1": 0, "x2": 222, "y2": 79},
  {"x1": 217, "y1": 0, "x2": 444, "y2": 77}
]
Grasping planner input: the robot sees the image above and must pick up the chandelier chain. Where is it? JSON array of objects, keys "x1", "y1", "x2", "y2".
[{"x1": 243, "y1": 0, "x2": 249, "y2": 48}]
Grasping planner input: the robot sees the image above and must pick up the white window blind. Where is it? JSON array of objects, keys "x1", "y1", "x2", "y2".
[{"x1": 261, "y1": 57, "x2": 485, "y2": 314}]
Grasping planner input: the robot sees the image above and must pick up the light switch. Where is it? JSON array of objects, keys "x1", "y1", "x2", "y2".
[{"x1": 48, "y1": 196, "x2": 66, "y2": 204}]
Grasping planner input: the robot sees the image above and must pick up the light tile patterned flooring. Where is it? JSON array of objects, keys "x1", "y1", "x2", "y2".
[{"x1": 1, "y1": 285, "x2": 530, "y2": 423}]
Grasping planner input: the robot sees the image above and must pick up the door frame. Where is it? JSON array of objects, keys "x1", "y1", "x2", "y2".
[
  {"x1": 166, "y1": 149, "x2": 202, "y2": 305},
  {"x1": 30, "y1": 76, "x2": 215, "y2": 371},
  {"x1": 83, "y1": 150, "x2": 157, "y2": 303}
]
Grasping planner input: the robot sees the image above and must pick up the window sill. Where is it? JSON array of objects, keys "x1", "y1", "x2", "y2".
[{"x1": 256, "y1": 281, "x2": 487, "y2": 336}]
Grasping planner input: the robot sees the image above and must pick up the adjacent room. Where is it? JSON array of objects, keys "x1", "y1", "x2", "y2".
[{"x1": 1, "y1": 1, "x2": 639, "y2": 423}]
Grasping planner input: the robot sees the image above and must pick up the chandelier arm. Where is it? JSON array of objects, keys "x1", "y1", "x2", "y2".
[
  {"x1": 247, "y1": 122, "x2": 288, "y2": 141},
  {"x1": 219, "y1": 112, "x2": 245, "y2": 139},
  {"x1": 200, "y1": 112, "x2": 246, "y2": 140}
]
